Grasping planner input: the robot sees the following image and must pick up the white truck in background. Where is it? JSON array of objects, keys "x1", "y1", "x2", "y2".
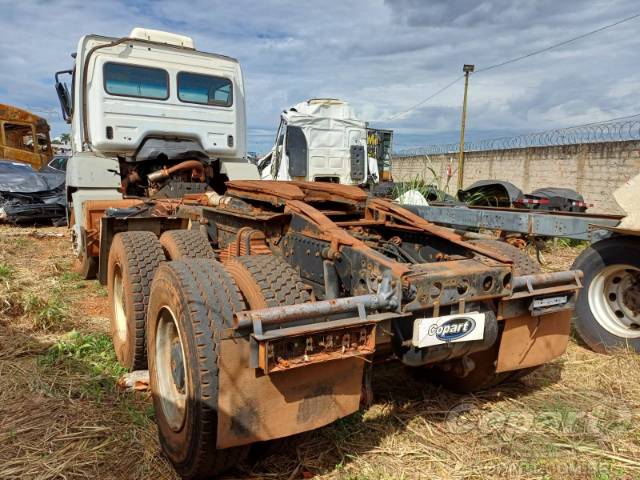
[
  {"x1": 54, "y1": 27, "x2": 258, "y2": 278},
  {"x1": 258, "y1": 98, "x2": 379, "y2": 185}
]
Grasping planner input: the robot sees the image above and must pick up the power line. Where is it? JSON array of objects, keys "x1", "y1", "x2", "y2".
[
  {"x1": 386, "y1": 75, "x2": 464, "y2": 121},
  {"x1": 476, "y1": 12, "x2": 640, "y2": 73},
  {"x1": 384, "y1": 12, "x2": 640, "y2": 122},
  {"x1": 557, "y1": 111, "x2": 640, "y2": 127}
]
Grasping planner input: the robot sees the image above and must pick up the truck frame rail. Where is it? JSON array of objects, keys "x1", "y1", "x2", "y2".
[{"x1": 407, "y1": 204, "x2": 623, "y2": 241}]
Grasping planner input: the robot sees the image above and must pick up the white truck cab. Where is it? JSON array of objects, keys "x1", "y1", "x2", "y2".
[
  {"x1": 55, "y1": 28, "x2": 258, "y2": 277},
  {"x1": 258, "y1": 98, "x2": 378, "y2": 185}
]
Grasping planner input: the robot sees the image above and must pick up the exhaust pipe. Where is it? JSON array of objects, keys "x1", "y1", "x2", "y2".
[{"x1": 147, "y1": 160, "x2": 205, "y2": 183}]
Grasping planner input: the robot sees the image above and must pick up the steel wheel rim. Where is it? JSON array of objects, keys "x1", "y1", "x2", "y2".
[
  {"x1": 155, "y1": 306, "x2": 187, "y2": 431},
  {"x1": 588, "y1": 264, "x2": 640, "y2": 339},
  {"x1": 112, "y1": 265, "x2": 127, "y2": 343}
]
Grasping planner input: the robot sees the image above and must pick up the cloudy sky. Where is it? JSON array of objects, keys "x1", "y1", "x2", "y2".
[{"x1": 0, "y1": 0, "x2": 638, "y2": 153}]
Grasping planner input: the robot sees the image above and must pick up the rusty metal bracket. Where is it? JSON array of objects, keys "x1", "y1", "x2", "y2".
[
  {"x1": 240, "y1": 272, "x2": 399, "y2": 370},
  {"x1": 250, "y1": 311, "x2": 410, "y2": 371},
  {"x1": 510, "y1": 270, "x2": 583, "y2": 316},
  {"x1": 511, "y1": 270, "x2": 583, "y2": 298}
]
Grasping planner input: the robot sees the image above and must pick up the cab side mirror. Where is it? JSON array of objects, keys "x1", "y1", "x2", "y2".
[{"x1": 55, "y1": 70, "x2": 73, "y2": 124}]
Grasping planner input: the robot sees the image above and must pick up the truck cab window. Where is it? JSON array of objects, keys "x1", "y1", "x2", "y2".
[
  {"x1": 3, "y1": 123, "x2": 35, "y2": 152},
  {"x1": 177, "y1": 72, "x2": 232, "y2": 107},
  {"x1": 104, "y1": 62, "x2": 169, "y2": 99}
]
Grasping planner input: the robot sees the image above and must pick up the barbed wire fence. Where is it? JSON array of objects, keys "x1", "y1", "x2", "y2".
[{"x1": 395, "y1": 116, "x2": 640, "y2": 156}]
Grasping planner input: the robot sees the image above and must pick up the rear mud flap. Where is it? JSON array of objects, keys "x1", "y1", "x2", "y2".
[
  {"x1": 216, "y1": 337, "x2": 364, "y2": 449},
  {"x1": 496, "y1": 311, "x2": 571, "y2": 373}
]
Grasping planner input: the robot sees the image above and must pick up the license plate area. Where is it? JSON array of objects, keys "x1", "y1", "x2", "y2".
[
  {"x1": 533, "y1": 295, "x2": 567, "y2": 309},
  {"x1": 412, "y1": 312, "x2": 485, "y2": 348},
  {"x1": 256, "y1": 324, "x2": 376, "y2": 373},
  {"x1": 530, "y1": 294, "x2": 572, "y2": 315}
]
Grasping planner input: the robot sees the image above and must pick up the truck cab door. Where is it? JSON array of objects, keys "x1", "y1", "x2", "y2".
[{"x1": 285, "y1": 125, "x2": 308, "y2": 180}]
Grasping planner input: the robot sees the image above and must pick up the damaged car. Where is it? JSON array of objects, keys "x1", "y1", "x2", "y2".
[{"x1": 0, "y1": 160, "x2": 66, "y2": 224}]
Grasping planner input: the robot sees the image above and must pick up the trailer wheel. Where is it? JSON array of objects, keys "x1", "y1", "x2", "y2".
[
  {"x1": 73, "y1": 226, "x2": 97, "y2": 280},
  {"x1": 74, "y1": 250, "x2": 97, "y2": 280},
  {"x1": 108, "y1": 231, "x2": 165, "y2": 370},
  {"x1": 426, "y1": 240, "x2": 541, "y2": 393},
  {"x1": 159, "y1": 229, "x2": 215, "y2": 260},
  {"x1": 147, "y1": 259, "x2": 248, "y2": 479},
  {"x1": 224, "y1": 255, "x2": 311, "y2": 309},
  {"x1": 572, "y1": 236, "x2": 640, "y2": 353}
]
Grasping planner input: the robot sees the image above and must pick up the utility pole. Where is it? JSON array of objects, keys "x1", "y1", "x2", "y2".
[{"x1": 457, "y1": 64, "x2": 474, "y2": 191}]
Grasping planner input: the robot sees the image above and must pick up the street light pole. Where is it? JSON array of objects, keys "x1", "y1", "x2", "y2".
[{"x1": 457, "y1": 64, "x2": 474, "y2": 191}]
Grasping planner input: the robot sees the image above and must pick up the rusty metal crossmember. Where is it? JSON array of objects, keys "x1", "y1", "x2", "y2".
[{"x1": 235, "y1": 292, "x2": 392, "y2": 333}]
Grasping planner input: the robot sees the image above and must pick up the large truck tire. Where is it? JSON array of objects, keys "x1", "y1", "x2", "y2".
[
  {"x1": 223, "y1": 255, "x2": 311, "y2": 309},
  {"x1": 159, "y1": 229, "x2": 215, "y2": 260},
  {"x1": 572, "y1": 236, "x2": 640, "y2": 353},
  {"x1": 107, "y1": 231, "x2": 166, "y2": 370},
  {"x1": 425, "y1": 240, "x2": 541, "y2": 393},
  {"x1": 146, "y1": 259, "x2": 248, "y2": 479}
]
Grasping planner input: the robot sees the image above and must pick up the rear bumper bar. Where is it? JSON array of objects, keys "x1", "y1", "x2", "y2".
[
  {"x1": 508, "y1": 269, "x2": 582, "y2": 316},
  {"x1": 237, "y1": 269, "x2": 582, "y2": 372},
  {"x1": 511, "y1": 270, "x2": 583, "y2": 295}
]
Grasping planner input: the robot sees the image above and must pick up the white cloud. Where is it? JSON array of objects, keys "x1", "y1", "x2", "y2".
[{"x1": 0, "y1": 0, "x2": 638, "y2": 152}]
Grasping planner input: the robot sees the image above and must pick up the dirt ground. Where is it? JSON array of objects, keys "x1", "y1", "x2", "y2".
[{"x1": 1, "y1": 225, "x2": 639, "y2": 480}]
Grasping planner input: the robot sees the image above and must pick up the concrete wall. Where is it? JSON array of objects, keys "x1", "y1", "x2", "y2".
[{"x1": 391, "y1": 140, "x2": 640, "y2": 214}]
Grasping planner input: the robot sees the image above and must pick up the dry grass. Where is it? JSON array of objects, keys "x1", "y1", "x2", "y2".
[
  {"x1": 0, "y1": 226, "x2": 638, "y2": 480},
  {"x1": 0, "y1": 226, "x2": 178, "y2": 480}
]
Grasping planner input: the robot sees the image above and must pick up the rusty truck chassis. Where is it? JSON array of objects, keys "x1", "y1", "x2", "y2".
[{"x1": 92, "y1": 180, "x2": 581, "y2": 376}]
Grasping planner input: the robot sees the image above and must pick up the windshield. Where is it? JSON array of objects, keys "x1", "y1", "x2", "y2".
[{"x1": 177, "y1": 72, "x2": 232, "y2": 107}]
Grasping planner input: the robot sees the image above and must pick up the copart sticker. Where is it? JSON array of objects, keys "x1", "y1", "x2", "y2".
[{"x1": 412, "y1": 312, "x2": 486, "y2": 348}]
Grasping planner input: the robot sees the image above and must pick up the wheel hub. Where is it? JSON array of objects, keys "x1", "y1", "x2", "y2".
[
  {"x1": 170, "y1": 337, "x2": 185, "y2": 393},
  {"x1": 588, "y1": 264, "x2": 640, "y2": 338},
  {"x1": 622, "y1": 272, "x2": 640, "y2": 318},
  {"x1": 155, "y1": 307, "x2": 187, "y2": 432},
  {"x1": 112, "y1": 265, "x2": 127, "y2": 343}
]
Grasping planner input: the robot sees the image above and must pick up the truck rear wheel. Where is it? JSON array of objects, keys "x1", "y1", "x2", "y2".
[
  {"x1": 426, "y1": 240, "x2": 541, "y2": 393},
  {"x1": 224, "y1": 255, "x2": 311, "y2": 308},
  {"x1": 147, "y1": 259, "x2": 248, "y2": 479},
  {"x1": 108, "y1": 231, "x2": 165, "y2": 370},
  {"x1": 159, "y1": 229, "x2": 215, "y2": 260},
  {"x1": 572, "y1": 236, "x2": 640, "y2": 353}
]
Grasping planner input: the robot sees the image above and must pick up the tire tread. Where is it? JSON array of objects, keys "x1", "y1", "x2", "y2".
[
  {"x1": 150, "y1": 259, "x2": 246, "y2": 478},
  {"x1": 160, "y1": 229, "x2": 215, "y2": 260},
  {"x1": 228, "y1": 255, "x2": 310, "y2": 307},
  {"x1": 109, "y1": 231, "x2": 165, "y2": 369}
]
